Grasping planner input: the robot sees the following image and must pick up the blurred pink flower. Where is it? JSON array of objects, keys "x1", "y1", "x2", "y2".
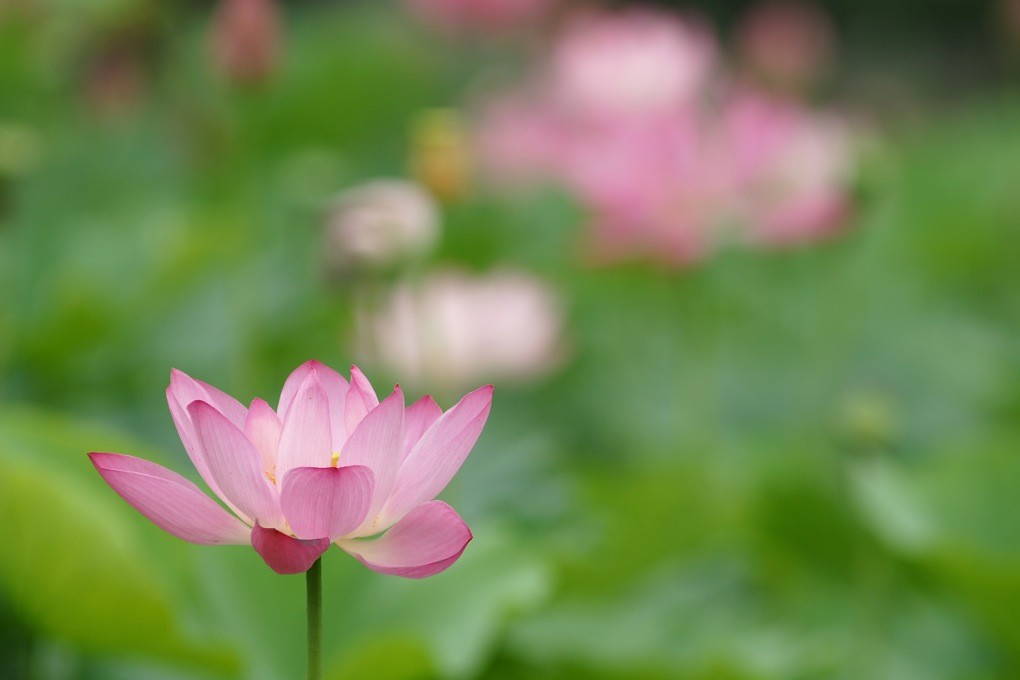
[
  {"x1": 547, "y1": 9, "x2": 717, "y2": 117},
  {"x1": 358, "y1": 270, "x2": 565, "y2": 391},
  {"x1": 472, "y1": 7, "x2": 856, "y2": 265},
  {"x1": 719, "y1": 91, "x2": 854, "y2": 245},
  {"x1": 91, "y1": 361, "x2": 492, "y2": 577},
  {"x1": 209, "y1": 0, "x2": 281, "y2": 86},
  {"x1": 734, "y1": 0, "x2": 836, "y2": 94},
  {"x1": 403, "y1": 0, "x2": 553, "y2": 33}
]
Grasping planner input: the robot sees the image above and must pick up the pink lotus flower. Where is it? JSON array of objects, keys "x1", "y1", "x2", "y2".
[
  {"x1": 90, "y1": 361, "x2": 492, "y2": 577},
  {"x1": 471, "y1": 7, "x2": 857, "y2": 265}
]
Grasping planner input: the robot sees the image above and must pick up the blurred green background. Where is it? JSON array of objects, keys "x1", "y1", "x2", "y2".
[{"x1": 2, "y1": 0, "x2": 1020, "y2": 679}]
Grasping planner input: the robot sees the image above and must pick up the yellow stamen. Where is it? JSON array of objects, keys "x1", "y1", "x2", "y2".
[
  {"x1": 265, "y1": 465, "x2": 277, "y2": 485},
  {"x1": 331, "y1": 452, "x2": 341, "y2": 467}
]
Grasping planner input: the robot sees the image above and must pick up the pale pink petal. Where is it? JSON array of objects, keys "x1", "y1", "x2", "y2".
[
  {"x1": 342, "y1": 388, "x2": 405, "y2": 536},
  {"x1": 402, "y1": 395, "x2": 443, "y2": 462},
  {"x1": 344, "y1": 365, "x2": 380, "y2": 435},
  {"x1": 89, "y1": 452, "x2": 251, "y2": 545},
  {"x1": 380, "y1": 385, "x2": 492, "y2": 527},
  {"x1": 276, "y1": 371, "x2": 332, "y2": 479},
  {"x1": 278, "y1": 361, "x2": 350, "y2": 433},
  {"x1": 317, "y1": 364, "x2": 352, "y2": 452},
  {"x1": 251, "y1": 523, "x2": 330, "y2": 575},
  {"x1": 337, "y1": 501, "x2": 471, "y2": 578},
  {"x1": 189, "y1": 401, "x2": 284, "y2": 528},
  {"x1": 245, "y1": 398, "x2": 281, "y2": 472},
  {"x1": 280, "y1": 465, "x2": 374, "y2": 540},
  {"x1": 169, "y1": 368, "x2": 248, "y2": 429},
  {"x1": 277, "y1": 360, "x2": 316, "y2": 421}
]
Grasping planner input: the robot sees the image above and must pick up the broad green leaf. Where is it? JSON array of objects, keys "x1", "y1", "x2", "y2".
[{"x1": 0, "y1": 406, "x2": 238, "y2": 674}]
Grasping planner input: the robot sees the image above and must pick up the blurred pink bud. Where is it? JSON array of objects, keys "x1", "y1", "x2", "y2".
[
  {"x1": 997, "y1": 0, "x2": 1020, "y2": 51},
  {"x1": 82, "y1": 36, "x2": 149, "y2": 119},
  {"x1": 402, "y1": 0, "x2": 553, "y2": 33},
  {"x1": 734, "y1": 0, "x2": 836, "y2": 94},
  {"x1": 359, "y1": 270, "x2": 565, "y2": 391},
  {"x1": 324, "y1": 179, "x2": 440, "y2": 273},
  {"x1": 720, "y1": 92, "x2": 855, "y2": 244},
  {"x1": 91, "y1": 361, "x2": 492, "y2": 577},
  {"x1": 209, "y1": 0, "x2": 281, "y2": 86},
  {"x1": 549, "y1": 9, "x2": 717, "y2": 116}
]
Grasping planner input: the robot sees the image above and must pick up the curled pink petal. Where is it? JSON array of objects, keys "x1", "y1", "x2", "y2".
[
  {"x1": 189, "y1": 400, "x2": 283, "y2": 528},
  {"x1": 280, "y1": 465, "x2": 374, "y2": 541},
  {"x1": 89, "y1": 452, "x2": 251, "y2": 545},
  {"x1": 381, "y1": 385, "x2": 492, "y2": 527},
  {"x1": 169, "y1": 368, "x2": 248, "y2": 429},
  {"x1": 344, "y1": 365, "x2": 380, "y2": 435},
  {"x1": 276, "y1": 371, "x2": 332, "y2": 479},
  {"x1": 337, "y1": 501, "x2": 472, "y2": 578},
  {"x1": 251, "y1": 523, "x2": 330, "y2": 575}
]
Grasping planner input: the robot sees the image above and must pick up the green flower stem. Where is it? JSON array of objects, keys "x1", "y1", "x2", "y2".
[{"x1": 307, "y1": 558, "x2": 322, "y2": 680}]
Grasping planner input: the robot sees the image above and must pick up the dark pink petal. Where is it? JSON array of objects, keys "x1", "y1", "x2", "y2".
[
  {"x1": 402, "y1": 395, "x2": 443, "y2": 462},
  {"x1": 89, "y1": 452, "x2": 251, "y2": 545},
  {"x1": 380, "y1": 385, "x2": 493, "y2": 527},
  {"x1": 189, "y1": 401, "x2": 283, "y2": 528},
  {"x1": 276, "y1": 371, "x2": 332, "y2": 480},
  {"x1": 245, "y1": 398, "x2": 282, "y2": 472},
  {"x1": 280, "y1": 465, "x2": 374, "y2": 541},
  {"x1": 341, "y1": 388, "x2": 405, "y2": 536},
  {"x1": 337, "y1": 501, "x2": 472, "y2": 579},
  {"x1": 251, "y1": 523, "x2": 330, "y2": 574},
  {"x1": 344, "y1": 365, "x2": 379, "y2": 436}
]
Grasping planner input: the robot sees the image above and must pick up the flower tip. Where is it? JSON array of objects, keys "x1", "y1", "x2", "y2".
[
  {"x1": 185, "y1": 398, "x2": 212, "y2": 418},
  {"x1": 88, "y1": 451, "x2": 120, "y2": 469}
]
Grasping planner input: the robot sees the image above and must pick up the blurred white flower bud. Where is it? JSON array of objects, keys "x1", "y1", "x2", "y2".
[
  {"x1": 324, "y1": 179, "x2": 440, "y2": 273},
  {"x1": 358, "y1": 269, "x2": 566, "y2": 391}
]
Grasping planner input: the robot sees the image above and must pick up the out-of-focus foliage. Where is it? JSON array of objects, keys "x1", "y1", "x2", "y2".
[{"x1": 1, "y1": 1, "x2": 1019, "y2": 679}]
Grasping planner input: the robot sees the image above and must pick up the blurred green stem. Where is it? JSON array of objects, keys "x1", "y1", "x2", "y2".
[{"x1": 307, "y1": 558, "x2": 322, "y2": 680}]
